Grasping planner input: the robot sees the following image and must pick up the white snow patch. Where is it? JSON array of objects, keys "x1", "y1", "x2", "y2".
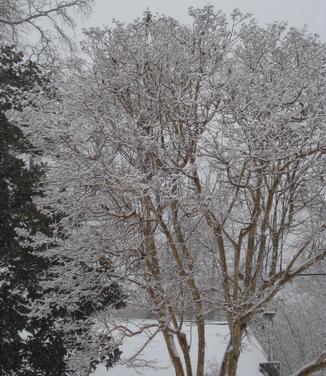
[{"x1": 92, "y1": 320, "x2": 266, "y2": 376}]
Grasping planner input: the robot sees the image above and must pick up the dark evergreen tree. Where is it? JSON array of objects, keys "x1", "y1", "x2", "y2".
[
  {"x1": 0, "y1": 45, "x2": 68, "y2": 375},
  {"x1": 0, "y1": 45, "x2": 126, "y2": 375}
]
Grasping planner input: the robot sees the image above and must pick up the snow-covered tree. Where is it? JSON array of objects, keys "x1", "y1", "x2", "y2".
[
  {"x1": 0, "y1": 45, "x2": 69, "y2": 376},
  {"x1": 11, "y1": 7, "x2": 326, "y2": 376},
  {"x1": 0, "y1": 0, "x2": 93, "y2": 58},
  {"x1": 0, "y1": 44, "x2": 125, "y2": 376},
  {"x1": 253, "y1": 266, "x2": 326, "y2": 376}
]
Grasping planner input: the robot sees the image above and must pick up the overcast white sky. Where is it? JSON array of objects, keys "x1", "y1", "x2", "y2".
[{"x1": 79, "y1": 0, "x2": 326, "y2": 40}]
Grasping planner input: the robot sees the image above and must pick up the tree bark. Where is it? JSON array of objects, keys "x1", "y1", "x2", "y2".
[
  {"x1": 218, "y1": 322, "x2": 245, "y2": 376},
  {"x1": 290, "y1": 352, "x2": 326, "y2": 376}
]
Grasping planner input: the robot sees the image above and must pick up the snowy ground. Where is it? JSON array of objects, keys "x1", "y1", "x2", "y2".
[{"x1": 92, "y1": 320, "x2": 266, "y2": 376}]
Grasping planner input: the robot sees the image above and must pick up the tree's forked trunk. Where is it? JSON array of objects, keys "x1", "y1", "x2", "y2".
[{"x1": 218, "y1": 322, "x2": 245, "y2": 376}]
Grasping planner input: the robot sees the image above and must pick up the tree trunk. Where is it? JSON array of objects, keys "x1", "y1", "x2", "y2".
[
  {"x1": 162, "y1": 329, "x2": 185, "y2": 376},
  {"x1": 218, "y1": 323, "x2": 244, "y2": 376},
  {"x1": 290, "y1": 352, "x2": 326, "y2": 376}
]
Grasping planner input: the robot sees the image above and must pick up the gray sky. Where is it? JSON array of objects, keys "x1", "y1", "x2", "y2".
[{"x1": 80, "y1": 0, "x2": 326, "y2": 40}]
